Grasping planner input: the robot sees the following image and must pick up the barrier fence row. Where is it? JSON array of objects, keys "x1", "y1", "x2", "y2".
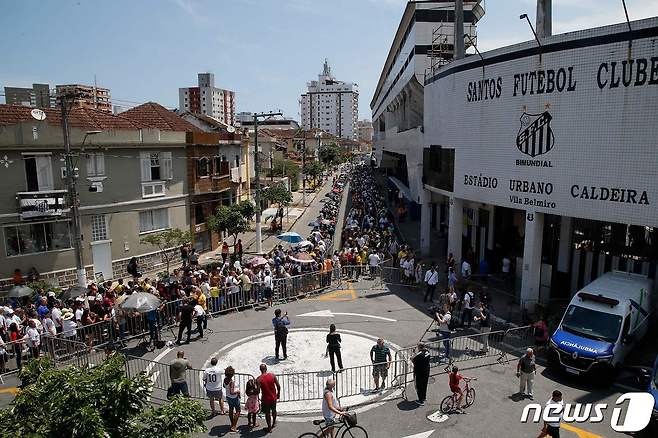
[{"x1": 395, "y1": 325, "x2": 535, "y2": 377}]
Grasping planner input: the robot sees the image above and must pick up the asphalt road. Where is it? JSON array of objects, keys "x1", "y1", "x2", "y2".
[{"x1": 120, "y1": 277, "x2": 653, "y2": 438}]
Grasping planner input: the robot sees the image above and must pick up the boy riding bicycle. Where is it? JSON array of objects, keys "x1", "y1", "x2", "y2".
[{"x1": 448, "y1": 366, "x2": 475, "y2": 412}]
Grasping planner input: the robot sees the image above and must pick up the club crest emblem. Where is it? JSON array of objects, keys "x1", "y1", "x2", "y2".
[{"x1": 516, "y1": 111, "x2": 555, "y2": 157}]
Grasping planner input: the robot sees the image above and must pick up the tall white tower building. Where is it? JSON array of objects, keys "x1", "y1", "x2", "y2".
[
  {"x1": 300, "y1": 60, "x2": 358, "y2": 140},
  {"x1": 179, "y1": 73, "x2": 236, "y2": 126}
]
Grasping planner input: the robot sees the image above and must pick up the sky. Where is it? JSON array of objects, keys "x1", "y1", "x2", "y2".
[{"x1": 1, "y1": 0, "x2": 657, "y2": 121}]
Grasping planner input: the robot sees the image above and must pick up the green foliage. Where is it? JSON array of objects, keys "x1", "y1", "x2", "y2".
[
  {"x1": 26, "y1": 279, "x2": 62, "y2": 297},
  {"x1": 207, "y1": 203, "x2": 251, "y2": 244},
  {"x1": 319, "y1": 143, "x2": 350, "y2": 167},
  {"x1": 135, "y1": 396, "x2": 206, "y2": 438},
  {"x1": 140, "y1": 228, "x2": 191, "y2": 274},
  {"x1": 3, "y1": 354, "x2": 206, "y2": 438},
  {"x1": 262, "y1": 182, "x2": 293, "y2": 208},
  {"x1": 303, "y1": 161, "x2": 325, "y2": 186},
  {"x1": 271, "y1": 158, "x2": 300, "y2": 191},
  {"x1": 262, "y1": 182, "x2": 293, "y2": 227},
  {"x1": 17, "y1": 356, "x2": 55, "y2": 386}
]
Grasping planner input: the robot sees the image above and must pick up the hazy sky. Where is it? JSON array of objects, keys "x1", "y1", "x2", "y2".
[{"x1": 1, "y1": 0, "x2": 657, "y2": 120}]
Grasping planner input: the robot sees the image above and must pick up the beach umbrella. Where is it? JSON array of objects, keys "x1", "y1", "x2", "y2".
[
  {"x1": 295, "y1": 240, "x2": 314, "y2": 249},
  {"x1": 277, "y1": 232, "x2": 303, "y2": 244},
  {"x1": 6, "y1": 284, "x2": 34, "y2": 298},
  {"x1": 60, "y1": 285, "x2": 88, "y2": 300},
  {"x1": 289, "y1": 252, "x2": 314, "y2": 264},
  {"x1": 119, "y1": 292, "x2": 161, "y2": 313},
  {"x1": 248, "y1": 256, "x2": 269, "y2": 267}
]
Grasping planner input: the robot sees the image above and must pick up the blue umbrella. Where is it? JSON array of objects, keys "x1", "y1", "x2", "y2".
[
  {"x1": 308, "y1": 221, "x2": 320, "y2": 227},
  {"x1": 277, "y1": 232, "x2": 304, "y2": 244}
]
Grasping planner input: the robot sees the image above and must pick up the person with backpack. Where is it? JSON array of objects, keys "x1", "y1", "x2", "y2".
[{"x1": 272, "y1": 309, "x2": 290, "y2": 361}]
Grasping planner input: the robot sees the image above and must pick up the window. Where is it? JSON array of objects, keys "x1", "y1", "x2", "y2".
[
  {"x1": 4, "y1": 221, "x2": 72, "y2": 256},
  {"x1": 86, "y1": 152, "x2": 105, "y2": 177},
  {"x1": 197, "y1": 157, "x2": 210, "y2": 177},
  {"x1": 91, "y1": 215, "x2": 108, "y2": 241},
  {"x1": 23, "y1": 154, "x2": 54, "y2": 192},
  {"x1": 140, "y1": 151, "x2": 172, "y2": 181},
  {"x1": 195, "y1": 204, "x2": 205, "y2": 225},
  {"x1": 139, "y1": 208, "x2": 169, "y2": 233}
]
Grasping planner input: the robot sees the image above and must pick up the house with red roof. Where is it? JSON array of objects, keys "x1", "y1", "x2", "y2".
[{"x1": 0, "y1": 102, "x2": 226, "y2": 287}]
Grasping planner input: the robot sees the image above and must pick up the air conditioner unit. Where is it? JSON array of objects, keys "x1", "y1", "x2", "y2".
[{"x1": 89, "y1": 181, "x2": 104, "y2": 193}]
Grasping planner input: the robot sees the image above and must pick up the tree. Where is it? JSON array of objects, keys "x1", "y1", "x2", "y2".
[
  {"x1": 0, "y1": 355, "x2": 206, "y2": 438},
  {"x1": 303, "y1": 161, "x2": 325, "y2": 187},
  {"x1": 140, "y1": 228, "x2": 191, "y2": 274},
  {"x1": 319, "y1": 143, "x2": 350, "y2": 167},
  {"x1": 270, "y1": 158, "x2": 300, "y2": 191},
  {"x1": 207, "y1": 201, "x2": 254, "y2": 245},
  {"x1": 262, "y1": 182, "x2": 293, "y2": 227}
]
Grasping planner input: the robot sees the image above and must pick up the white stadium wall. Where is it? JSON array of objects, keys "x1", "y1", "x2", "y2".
[{"x1": 424, "y1": 18, "x2": 658, "y2": 227}]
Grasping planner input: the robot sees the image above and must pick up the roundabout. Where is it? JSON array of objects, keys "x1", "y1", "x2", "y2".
[{"x1": 201, "y1": 327, "x2": 405, "y2": 415}]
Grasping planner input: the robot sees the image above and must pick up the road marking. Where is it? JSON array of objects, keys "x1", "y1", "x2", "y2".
[
  {"x1": 561, "y1": 423, "x2": 603, "y2": 438},
  {"x1": 312, "y1": 288, "x2": 357, "y2": 301},
  {"x1": 297, "y1": 309, "x2": 397, "y2": 322},
  {"x1": 402, "y1": 430, "x2": 435, "y2": 438},
  {"x1": 427, "y1": 409, "x2": 449, "y2": 423},
  {"x1": 0, "y1": 387, "x2": 18, "y2": 395}
]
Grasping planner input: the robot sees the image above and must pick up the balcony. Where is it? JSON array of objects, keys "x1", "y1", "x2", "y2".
[{"x1": 17, "y1": 190, "x2": 67, "y2": 220}]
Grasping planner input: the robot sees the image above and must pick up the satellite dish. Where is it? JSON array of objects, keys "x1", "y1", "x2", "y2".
[
  {"x1": 30, "y1": 108, "x2": 46, "y2": 121},
  {"x1": 226, "y1": 126, "x2": 236, "y2": 133}
]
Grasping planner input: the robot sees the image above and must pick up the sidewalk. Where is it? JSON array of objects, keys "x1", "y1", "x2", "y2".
[{"x1": 200, "y1": 176, "x2": 335, "y2": 263}]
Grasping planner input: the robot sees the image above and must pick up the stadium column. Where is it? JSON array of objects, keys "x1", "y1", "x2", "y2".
[
  {"x1": 420, "y1": 189, "x2": 431, "y2": 256},
  {"x1": 521, "y1": 211, "x2": 544, "y2": 312},
  {"x1": 447, "y1": 197, "x2": 463, "y2": 267}
]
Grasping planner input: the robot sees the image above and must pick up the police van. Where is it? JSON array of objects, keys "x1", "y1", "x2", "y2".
[{"x1": 548, "y1": 271, "x2": 653, "y2": 381}]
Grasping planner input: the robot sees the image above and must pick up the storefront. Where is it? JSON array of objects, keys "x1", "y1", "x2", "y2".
[{"x1": 423, "y1": 18, "x2": 658, "y2": 307}]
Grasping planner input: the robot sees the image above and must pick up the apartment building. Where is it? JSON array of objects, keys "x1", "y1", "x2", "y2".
[
  {"x1": 0, "y1": 102, "x2": 197, "y2": 288},
  {"x1": 178, "y1": 73, "x2": 236, "y2": 126},
  {"x1": 4, "y1": 84, "x2": 54, "y2": 108},
  {"x1": 55, "y1": 84, "x2": 112, "y2": 112},
  {"x1": 300, "y1": 60, "x2": 359, "y2": 140}
]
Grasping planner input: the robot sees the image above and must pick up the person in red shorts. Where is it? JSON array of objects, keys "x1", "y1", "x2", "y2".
[{"x1": 448, "y1": 366, "x2": 475, "y2": 412}]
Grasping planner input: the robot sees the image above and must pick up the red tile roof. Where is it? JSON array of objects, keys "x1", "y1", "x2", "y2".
[
  {"x1": 121, "y1": 102, "x2": 202, "y2": 132},
  {"x1": 0, "y1": 104, "x2": 143, "y2": 130}
]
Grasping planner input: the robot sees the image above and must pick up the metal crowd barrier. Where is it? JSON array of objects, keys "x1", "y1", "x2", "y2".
[
  {"x1": 396, "y1": 325, "x2": 534, "y2": 377},
  {"x1": 123, "y1": 354, "x2": 255, "y2": 401},
  {"x1": 334, "y1": 360, "x2": 407, "y2": 400}
]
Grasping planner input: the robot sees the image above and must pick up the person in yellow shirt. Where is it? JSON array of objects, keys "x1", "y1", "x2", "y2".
[
  {"x1": 355, "y1": 254, "x2": 363, "y2": 280},
  {"x1": 196, "y1": 289, "x2": 208, "y2": 330}
]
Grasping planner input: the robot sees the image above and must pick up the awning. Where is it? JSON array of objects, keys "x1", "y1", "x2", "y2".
[{"x1": 388, "y1": 176, "x2": 413, "y2": 202}]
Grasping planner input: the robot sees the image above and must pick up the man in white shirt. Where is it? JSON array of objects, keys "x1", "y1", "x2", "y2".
[
  {"x1": 193, "y1": 302, "x2": 206, "y2": 339},
  {"x1": 203, "y1": 357, "x2": 225, "y2": 416},
  {"x1": 368, "y1": 252, "x2": 381, "y2": 277},
  {"x1": 423, "y1": 265, "x2": 439, "y2": 302},
  {"x1": 51, "y1": 304, "x2": 63, "y2": 334},
  {"x1": 461, "y1": 290, "x2": 474, "y2": 328},
  {"x1": 435, "y1": 305, "x2": 452, "y2": 359},
  {"x1": 461, "y1": 260, "x2": 471, "y2": 279},
  {"x1": 538, "y1": 390, "x2": 563, "y2": 438}
]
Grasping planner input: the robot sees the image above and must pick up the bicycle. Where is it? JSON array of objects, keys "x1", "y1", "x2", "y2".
[
  {"x1": 297, "y1": 407, "x2": 368, "y2": 438},
  {"x1": 440, "y1": 377, "x2": 476, "y2": 414}
]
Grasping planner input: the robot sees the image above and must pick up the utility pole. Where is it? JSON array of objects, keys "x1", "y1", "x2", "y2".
[
  {"x1": 301, "y1": 143, "x2": 306, "y2": 207},
  {"x1": 60, "y1": 94, "x2": 87, "y2": 288},
  {"x1": 253, "y1": 111, "x2": 282, "y2": 255},
  {"x1": 269, "y1": 149, "x2": 274, "y2": 183}
]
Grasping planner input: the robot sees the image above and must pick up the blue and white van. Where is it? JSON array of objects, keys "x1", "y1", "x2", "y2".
[{"x1": 548, "y1": 271, "x2": 653, "y2": 380}]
